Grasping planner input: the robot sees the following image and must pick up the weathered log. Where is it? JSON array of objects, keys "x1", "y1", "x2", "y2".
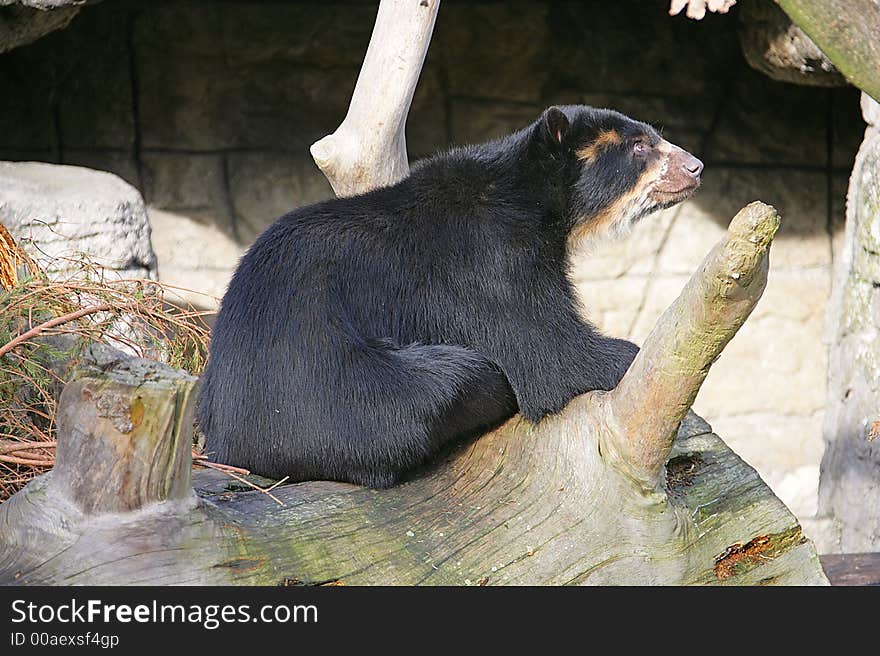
[
  {"x1": 738, "y1": 0, "x2": 845, "y2": 87},
  {"x1": 774, "y1": 0, "x2": 880, "y2": 102},
  {"x1": 0, "y1": 202, "x2": 828, "y2": 585},
  {"x1": 51, "y1": 346, "x2": 197, "y2": 514},
  {"x1": 309, "y1": 0, "x2": 440, "y2": 197}
]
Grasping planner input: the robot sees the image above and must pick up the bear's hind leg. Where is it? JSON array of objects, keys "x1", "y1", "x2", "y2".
[{"x1": 341, "y1": 340, "x2": 517, "y2": 487}]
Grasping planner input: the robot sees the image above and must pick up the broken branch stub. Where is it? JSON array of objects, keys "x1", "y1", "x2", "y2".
[
  {"x1": 605, "y1": 201, "x2": 780, "y2": 489},
  {"x1": 52, "y1": 347, "x2": 198, "y2": 514},
  {"x1": 310, "y1": 0, "x2": 440, "y2": 197}
]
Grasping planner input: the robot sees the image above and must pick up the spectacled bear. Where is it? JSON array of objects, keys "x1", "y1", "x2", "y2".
[{"x1": 197, "y1": 105, "x2": 703, "y2": 488}]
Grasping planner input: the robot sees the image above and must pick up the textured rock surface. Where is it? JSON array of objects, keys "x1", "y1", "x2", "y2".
[
  {"x1": 0, "y1": 3, "x2": 80, "y2": 53},
  {"x1": 0, "y1": 1, "x2": 84, "y2": 7},
  {"x1": 817, "y1": 93, "x2": 880, "y2": 553},
  {"x1": 146, "y1": 208, "x2": 240, "y2": 307},
  {"x1": 0, "y1": 0, "x2": 867, "y2": 529},
  {"x1": 738, "y1": 0, "x2": 844, "y2": 87},
  {"x1": 0, "y1": 161, "x2": 156, "y2": 280}
]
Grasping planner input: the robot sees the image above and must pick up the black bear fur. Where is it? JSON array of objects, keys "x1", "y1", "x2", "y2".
[{"x1": 197, "y1": 105, "x2": 703, "y2": 488}]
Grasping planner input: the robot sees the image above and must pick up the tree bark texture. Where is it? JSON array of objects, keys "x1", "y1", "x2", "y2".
[
  {"x1": 818, "y1": 93, "x2": 880, "y2": 552},
  {"x1": 774, "y1": 0, "x2": 880, "y2": 102}
]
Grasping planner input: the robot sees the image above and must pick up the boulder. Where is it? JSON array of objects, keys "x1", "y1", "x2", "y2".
[
  {"x1": 0, "y1": 161, "x2": 157, "y2": 280},
  {"x1": 818, "y1": 93, "x2": 880, "y2": 551}
]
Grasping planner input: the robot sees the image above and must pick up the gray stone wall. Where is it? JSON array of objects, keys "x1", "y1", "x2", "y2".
[
  {"x1": 0, "y1": 0, "x2": 866, "y2": 527},
  {"x1": 818, "y1": 94, "x2": 880, "y2": 552}
]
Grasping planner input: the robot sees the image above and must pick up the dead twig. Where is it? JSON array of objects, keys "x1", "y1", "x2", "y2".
[
  {"x1": 0, "y1": 454, "x2": 55, "y2": 467},
  {"x1": 0, "y1": 304, "x2": 113, "y2": 359},
  {"x1": 192, "y1": 449, "x2": 288, "y2": 506},
  {"x1": 216, "y1": 469, "x2": 287, "y2": 507},
  {"x1": 192, "y1": 452, "x2": 251, "y2": 476},
  {"x1": 0, "y1": 440, "x2": 57, "y2": 455}
]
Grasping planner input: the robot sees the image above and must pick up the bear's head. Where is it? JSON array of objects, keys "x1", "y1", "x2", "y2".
[{"x1": 538, "y1": 105, "x2": 702, "y2": 246}]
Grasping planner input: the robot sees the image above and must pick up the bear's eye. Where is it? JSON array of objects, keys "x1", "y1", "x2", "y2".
[{"x1": 633, "y1": 141, "x2": 649, "y2": 156}]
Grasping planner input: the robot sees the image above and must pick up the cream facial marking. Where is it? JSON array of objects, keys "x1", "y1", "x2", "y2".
[{"x1": 568, "y1": 139, "x2": 698, "y2": 251}]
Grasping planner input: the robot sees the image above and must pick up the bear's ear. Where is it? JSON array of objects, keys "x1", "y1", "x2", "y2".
[{"x1": 542, "y1": 106, "x2": 570, "y2": 145}]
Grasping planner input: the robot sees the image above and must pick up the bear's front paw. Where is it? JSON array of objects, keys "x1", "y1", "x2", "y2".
[
  {"x1": 514, "y1": 389, "x2": 570, "y2": 424},
  {"x1": 606, "y1": 338, "x2": 640, "y2": 388}
]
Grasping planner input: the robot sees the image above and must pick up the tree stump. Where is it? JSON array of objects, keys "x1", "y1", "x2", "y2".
[{"x1": 52, "y1": 347, "x2": 197, "y2": 514}]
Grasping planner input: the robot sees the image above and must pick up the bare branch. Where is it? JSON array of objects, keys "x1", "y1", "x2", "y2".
[
  {"x1": 0, "y1": 304, "x2": 112, "y2": 359},
  {"x1": 605, "y1": 201, "x2": 780, "y2": 489},
  {"x1": 310, "y1": 0, "x2": 441, "y2": 197}
]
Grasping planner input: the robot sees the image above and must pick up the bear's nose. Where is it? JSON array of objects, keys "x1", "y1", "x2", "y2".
[{"x1": 683, "y1": 155, "x2": 704, "y2": 178}]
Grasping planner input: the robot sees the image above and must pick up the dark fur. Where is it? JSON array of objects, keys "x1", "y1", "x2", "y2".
[{"x1": 197, "y1": 105, "x2": 698, "y2": 488}]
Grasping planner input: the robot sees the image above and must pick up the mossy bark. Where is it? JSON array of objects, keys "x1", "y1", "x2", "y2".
[
  {"x1": 0, "y1": 413, "x2": 826, "y2": 585},
  {"x1": 775, "y1": 0, "x2": 880, "y2": 102},
  {"x1": 739, "y1": 0, "x2": 845, "y2": 87},
  {"x1": 818, "y1": 94, "x2": 880, "y2": 551}
]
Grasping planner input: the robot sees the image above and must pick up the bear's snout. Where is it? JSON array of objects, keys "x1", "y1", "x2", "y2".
[
  {"x1": 681, "y1": 153, "x2": 704, "y2": 179},
  {"x1": 651, "y1": 141, "x2": 703, "y2": 202}
]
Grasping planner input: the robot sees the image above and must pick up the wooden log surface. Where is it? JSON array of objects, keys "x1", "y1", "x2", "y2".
[
  {"x1": 0, "y1": 412, "x2": 826, "y2": 585},
  {"x1": 0, "y1": 205, "x2": 829, "y2": 586},
  {"x1": 819, "y1": 553, "x2": 880, "y2": 586}
]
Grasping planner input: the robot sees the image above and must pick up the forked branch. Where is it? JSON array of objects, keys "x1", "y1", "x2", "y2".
[
  {"x1": 605, "y1": 201, "x2": 780, "y2": 488},
  {"x1": 310, "y1": 0, "x2": 441, "y2": 197}
]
